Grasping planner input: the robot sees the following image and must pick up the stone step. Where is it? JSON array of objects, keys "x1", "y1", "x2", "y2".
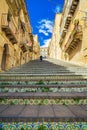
[
  {"x1": 5, "y1": 66, "x2": 87, "y2": 69},
  {"x1": 0, "y1": 59, "x2": 87, "y2": 124},
  {"x1": 7, "y1": 72, "x2": 77, "y2": 74},
  {"x1": 5, "y1": 71, "x2": 87, "y2": 75},
  {"x1": 0, "y1": 92, "x2": 87, "y2": 99},
  {"x1": 0, "y1": 75, "x2": 86, "y2": 81},
  {"x1": 5, "y1": 67, "x2": 87, "y2": 70},
  {"x1": 0, "y1": 83, "x2": 87, "y2": 88},
  {"x1": 3, "y1": 69, "x2": 87, "y2": 73},
  {"x1": 0, "y1": 78, "x2": 86, "y2": 82},
  {"x1": 1, "y1": 73, "x2": 85, "y2": 75},
  {"x1": 4, "y1": 72, "x2": 87, "y2": 75},
  {"x1": 14, "y1": 69, "x2": 86, "y2": 71},
  {"x1": 1, "y1": 87, "x2": 87, "y2": 93},
  {"x1": 0, "y1": 105, "x2": 87, "y2": 122},
  {"x1": 5, "y1": 69, "x2": 71, "y2": 71},
  {"x1": 3, "y1": 59, "x2": 87, "y2": 75},
  {"x1": 45, "y1": 58, "x2": 85, "y2": 67}
]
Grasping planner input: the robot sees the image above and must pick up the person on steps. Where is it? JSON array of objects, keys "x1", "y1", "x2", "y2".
[{"x1": 40, "y1": 55, "x2": 42, "y2": 61}]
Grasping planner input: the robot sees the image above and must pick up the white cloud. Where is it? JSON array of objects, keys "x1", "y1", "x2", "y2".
[
  {"x1": 37, "y1": 19, "x2": 53, "y2": 36},
  {"x1": 41, "y1": 38, "x2": 51, "y2": 47},
  {"x1": 39, "y1": 29, "x2": 49, "y2": 36}
]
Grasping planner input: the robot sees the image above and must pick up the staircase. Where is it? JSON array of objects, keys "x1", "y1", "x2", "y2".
[{"x1": 0, "y1": 59, "x2": 87, "y2": 130}]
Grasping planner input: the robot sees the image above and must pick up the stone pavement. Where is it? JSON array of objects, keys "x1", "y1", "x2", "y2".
[{"x1": 0, "y1": 105, "x2": 87, "y2": 122}]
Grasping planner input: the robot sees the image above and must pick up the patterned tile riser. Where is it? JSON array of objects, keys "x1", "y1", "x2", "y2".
[
  {"x1": 0, "y1": 75, "x2": 87, "y2": 82},
  {"x1": 0, "y1": 99, "x2": 87, "y2": 105},
  {"x1": 0, "y1": 122, "x2": 87, "y2": 130},
  {"x1": 0, "y1": 88, "x2": 87, "y2": 92},
  {"x1": 0, "y1": 81, "x2": 87, "y2": 86}
]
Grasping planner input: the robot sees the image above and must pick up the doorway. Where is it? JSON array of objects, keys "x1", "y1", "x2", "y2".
[
  {"x1": 1, "y1": 44, "x2": 9, "y2": 70},
  {"x1": 20, "y1": 52, "x2": 22, "y2": 66}
]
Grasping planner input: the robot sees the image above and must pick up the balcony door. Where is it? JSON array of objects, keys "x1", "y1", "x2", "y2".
[{"x1": 1, "y1": 44, "x2": 9, "y2": 70}]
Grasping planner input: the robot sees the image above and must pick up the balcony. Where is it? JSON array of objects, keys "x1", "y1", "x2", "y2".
[
  {"x1": 20, "y1": 37, "x2": 28, "y2": 53},
  {"x1": 59, "y1": 0, "x2": 79, "y2": 45},
  {"x1": 69, "y1": 0, "x2": 79, "y2": 15},
  {"x1": 20, "y1": 42, "x2": 28, "y2": 53},
  {"x1": 28, "y1": 44, "x2": 33, "y2": 52},
  {"x1": 64, "y1": 25, "x2": 83, "y2": 53},
  {"x1": 1, "y1": 13, "x2": 18, "y2": 44},
  {"x1": 64, "y1": 15, "x2": 72, "y2": 29},
  {"x1": 33, "y1": 46, "x2": 39, "y2": 54},
  {"x1": 20, "y1": 35, "x2": 33, "y2": 53},
  {"x1": 59, "y1": 29, "x2": 66, "y2": 46},
  {"x1": 29, "y1": 33, "x2": 34, "y2": 44}
]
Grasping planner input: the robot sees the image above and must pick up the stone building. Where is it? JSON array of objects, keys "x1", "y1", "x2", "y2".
[
  {"x1": 48, "y1": 13, "x2": 62, "y2": 59},
  {"x1": 59, "y1": 0, "x2": 87, "y2": 64},
  {"x1": 40, "y1": 47, "x2": 48, "y2": 58},
  {"x1": 0, "y1": 0, "x2": 33, "y2": 71},
  {"x1": 32, "y1": 35, "x2": 40, "y2": 60}
]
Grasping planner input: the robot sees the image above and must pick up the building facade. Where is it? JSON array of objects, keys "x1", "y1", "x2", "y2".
[
  {"x1": 32, "y1": 35, "x2": 40, "y2": 60},
  {"x1": 48, "y1": 0, "x2": 87, "y2": 65},
  {"x1": 48, "y1": 13, "x2": 62, "y2": 59},
  {"x1": 59, "y1": 0, "x2": 87, "y2": 64},
  {"x1": 0, "y1": 0, "x2": 33, "y2": 71},
  {"x1": 40, "y1": 47, "x2": 48, "y2": 58}
]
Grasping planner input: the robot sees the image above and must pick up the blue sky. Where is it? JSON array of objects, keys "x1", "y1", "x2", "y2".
[{"x1": 26, "y1": 0, "x2": 65, "y2": 47}]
